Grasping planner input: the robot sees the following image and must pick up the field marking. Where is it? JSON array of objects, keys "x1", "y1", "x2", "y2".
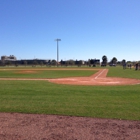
[{"x1": 99, "y1": 81, "x2": 120, "y2": 84}]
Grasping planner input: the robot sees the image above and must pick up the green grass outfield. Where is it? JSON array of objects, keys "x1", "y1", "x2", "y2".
[
  {"x1": 0, "y1": 68, "x2": 96, "y2": 78},
  {"x1": 0, "y1": 66, "x2": 140, "y2": 120}
]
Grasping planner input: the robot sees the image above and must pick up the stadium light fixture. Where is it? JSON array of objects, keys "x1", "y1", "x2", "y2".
[{"x1": 55, "y1": 39, "x2": 61, "y2": 67}]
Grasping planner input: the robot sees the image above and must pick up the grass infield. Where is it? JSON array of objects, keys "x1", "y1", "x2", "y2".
[{"x1": 0, "y1": 66, "x2": 140, "y2": 120}]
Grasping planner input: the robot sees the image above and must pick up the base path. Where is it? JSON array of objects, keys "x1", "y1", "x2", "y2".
[{"x1": 49, "y1": 69, "x2": 140, "y2": 85}]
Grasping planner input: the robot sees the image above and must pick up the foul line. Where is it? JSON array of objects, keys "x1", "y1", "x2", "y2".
[{"x1": 94, "y1": 69, "x2": 106, "y2": 79}]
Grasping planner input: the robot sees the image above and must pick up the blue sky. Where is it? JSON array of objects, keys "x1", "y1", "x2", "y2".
[{"x1": 0, "y1": 0, "x2": 140, "y2": 62}]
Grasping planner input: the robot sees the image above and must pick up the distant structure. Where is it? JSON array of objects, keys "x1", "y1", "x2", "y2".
[
  {"x1": 0, "y1": 55, "x2": 101, "y2": 67},
  {"x1": 1, "y1": 55, "x2": 17, "y2": 61},
  {"x1": 55, "y1": 38, "x2": 61, "y2": 67}
]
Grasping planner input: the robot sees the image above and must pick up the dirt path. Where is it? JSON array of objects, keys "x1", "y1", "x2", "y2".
[{"x1": 0, "y1": 113, "x2": 140, "y2": 140}]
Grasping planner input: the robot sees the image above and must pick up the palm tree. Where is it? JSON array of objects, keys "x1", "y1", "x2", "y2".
[
  {"x1": 112, "y1": 57, "x2": 117, "y2": 64},
  {"x1": 102, "y1": 55, "x2": 107, "y2": 66},
  {"x1": 122, "y1": 59, "x2": 126, "y2": 65}
]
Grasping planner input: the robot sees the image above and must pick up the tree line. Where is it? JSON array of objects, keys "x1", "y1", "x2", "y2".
[{"x1": 0, "y1": 55, "x2": 139, "y2": 67}]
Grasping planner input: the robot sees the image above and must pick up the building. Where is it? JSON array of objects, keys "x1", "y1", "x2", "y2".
[{"x1": 1, "y1": 55, "x2": 17, "y2": 61}]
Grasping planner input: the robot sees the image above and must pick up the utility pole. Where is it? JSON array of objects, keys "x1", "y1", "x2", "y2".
[{"x1": 55, "y1": 39, "x2": 61, "y2": 67}]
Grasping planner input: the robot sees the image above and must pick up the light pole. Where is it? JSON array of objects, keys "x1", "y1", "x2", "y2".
[{"x1": 55, "y1": 38, "x2": 61, "y2": 67}]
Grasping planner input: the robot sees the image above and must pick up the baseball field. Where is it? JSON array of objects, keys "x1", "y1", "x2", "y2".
[{"x1": 0, "y1": 66, "x2": 140, "y2": 139}]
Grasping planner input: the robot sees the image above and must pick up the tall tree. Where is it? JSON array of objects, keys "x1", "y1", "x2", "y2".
[
  {"x1": 51, "y1": 60, "x2": 57, "y2": 66},
  {"x1": 69, "y1": 59, "x2": 75, "y2": 66},
  {"x1": 112, "y1": 57, "x2": 117, "y2": 64},
  {"x1": 78, "y1": 60, "x2": 83, "y2": 67},
  {"x1": 122, "y1": 59, "x2": 126, "y2": 65},
  {"x1": 102, "y1": 55, "x2": 107, "y2": 66}
]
